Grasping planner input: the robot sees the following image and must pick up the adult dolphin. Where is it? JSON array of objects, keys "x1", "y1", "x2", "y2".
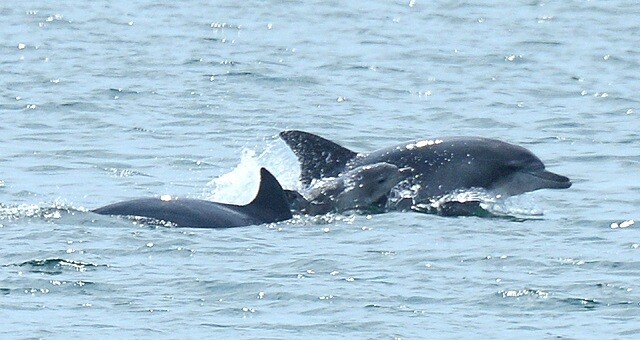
[
  {"x1": 279, "y1": 130, "x2": 571, "y2": 210},
  {"x1": 93, "y1": 168, "x2": 292, "y2": 228}
]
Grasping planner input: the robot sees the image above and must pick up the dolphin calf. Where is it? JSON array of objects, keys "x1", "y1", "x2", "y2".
[
  {"x1": 279, "y1": 130, "x2": 571, "y2": 211},
  {"x1": 93, "y1": 168, "x2": 292, "y2": 228},
  {"x1": 285, "y1": 162, "x2": 411, "y2": 215}
]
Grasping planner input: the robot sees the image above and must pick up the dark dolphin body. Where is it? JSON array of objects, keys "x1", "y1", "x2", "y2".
[
  {"x1": 279, "y1": 130, "x2": 571, "y2": 211},
  {"x1": 93, "y1": 168, "x2": 292, "y2": 228}
]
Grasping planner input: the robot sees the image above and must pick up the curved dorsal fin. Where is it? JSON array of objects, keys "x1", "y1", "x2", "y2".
[
  {"x1": 279, "y1": 130, "x2": 357, "y2": 185},
  {"x1": 248, "y1": 168, "x2": 292, "y2": 222}
]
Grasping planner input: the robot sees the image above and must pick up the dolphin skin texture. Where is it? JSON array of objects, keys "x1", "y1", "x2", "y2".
[
  {"x1": 284, "y1": 162, "x2": 411, "y2": 215},
  {"x1": 279, "y1": 130, "x2": 571, "y2": 210},
  {"x1": 93, "y1": 168, "x2": 292, "y2": 228}
]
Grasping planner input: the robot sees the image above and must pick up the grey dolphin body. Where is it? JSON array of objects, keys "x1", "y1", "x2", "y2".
[
  {"x1": 279, "y1": 130, "x2": 571, "y2": 211},
  {"x1": 93, "y1": 168, "x2": 292, "y2": 228},
  {"x1": 285, "y1": 162, "x2": 410, "y2": 215}
]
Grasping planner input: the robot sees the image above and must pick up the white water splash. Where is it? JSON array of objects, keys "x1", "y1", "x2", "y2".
[
  {"x1": 389, "y1": 183, "x2": 544, "y2": 218},
  {"x1": 484, "y1": 194, "x2": 544, "y2": 218},
  {"x1": 0, "y1": 199, "x2": 78, "y2": 222},
  {"x1": 203, "y1": 139, "x2": 301, "y2": 204}
]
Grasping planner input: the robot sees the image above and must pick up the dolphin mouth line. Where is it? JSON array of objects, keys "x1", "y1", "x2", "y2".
[{"x1": 526, "y1": 169, "x2": 572, "y2": 187}]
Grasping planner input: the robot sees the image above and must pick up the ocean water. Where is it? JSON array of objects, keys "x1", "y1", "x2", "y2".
[{"x1": 1, "y1": 1, "x2": 639, "y2": 338}]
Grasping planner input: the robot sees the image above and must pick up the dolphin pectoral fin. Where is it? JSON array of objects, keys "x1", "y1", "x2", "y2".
[
  {"x1": 280, "y1": 130, "x2": 358, "y2": 185},
  {"x1": 248, "y1": 168, "x2": 293, "y2": 223}
]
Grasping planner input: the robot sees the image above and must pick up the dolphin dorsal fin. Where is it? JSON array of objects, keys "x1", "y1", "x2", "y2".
[
  {"x1": 280, "y1": 130, "x2": 358, "y2": 185},
  {"x1": 248, "y1": 168, "x2": 293, "y2": 222}
]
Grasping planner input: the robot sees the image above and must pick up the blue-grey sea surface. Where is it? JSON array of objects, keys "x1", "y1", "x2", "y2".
[{"x1": 1, "y1": 1, "x2": 639, "y2": 338}]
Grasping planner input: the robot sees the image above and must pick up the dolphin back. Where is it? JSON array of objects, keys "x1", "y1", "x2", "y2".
[
  {"x1": 92, "y1": 198, "x2": 260, "y2": 228},
  {"x1": 93, "y1": 168, "x2": 292, "y2": 228}
]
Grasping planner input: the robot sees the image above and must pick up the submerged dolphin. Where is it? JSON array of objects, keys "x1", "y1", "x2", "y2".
[
  {"x1": 93, "y1": 168, "x2": 292, "y2": 228},
  {"x1": 280, "y1": 130, "x2": 571, "y2": 210},
  {"x1": 285, "y1": 162, "x2": 411, "y2": 215}
]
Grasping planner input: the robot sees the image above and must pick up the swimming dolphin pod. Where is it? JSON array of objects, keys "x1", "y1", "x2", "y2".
[
  {"x1": 279, "y1": 130, "x2": 571, "y2": 212},
  {"x1": 93, "y1": 168, "x2": 292, "y2": 228},
  {"x1": 92, "y1": 131, "x2": 572, "y2": 228}
]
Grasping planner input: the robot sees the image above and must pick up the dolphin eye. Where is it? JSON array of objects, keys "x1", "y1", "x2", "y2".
[{"x1": 377, "y1": 177, "x2": 386, "y2": 184}]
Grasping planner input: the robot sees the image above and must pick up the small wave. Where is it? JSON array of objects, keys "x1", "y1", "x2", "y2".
[
  {"x1": 498, "y1": 288, "x2": 550, "y2": 299},
  {"x1": 496, "y1": 289, "x2": 635, "y2": 311},
  {"x1": 102, "y1": 166, "x2": 151, "y2": 178},
  {"x1": 12, "y1": 258, "x2": 104, "y2": 274},
  {"x1": 108, "y1": 88, "x2": 141, "y2": 96},
  {"x1": 205, "y1": 71, "x2": 251, "y2": 80},
  {"x1": 560, "y1": 297, "x2": 601, "y2": 309},
  {"x1": 0, "y1": 201, "x2": 82, "y2": 222}
]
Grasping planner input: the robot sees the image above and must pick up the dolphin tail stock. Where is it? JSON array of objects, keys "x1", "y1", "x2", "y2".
[
  {"x1": 248, "y1": 168, "x2": 293, "y2": 222},
  {"x1": 279, "y1": 130, "x2": 357, "y2": 185}
]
